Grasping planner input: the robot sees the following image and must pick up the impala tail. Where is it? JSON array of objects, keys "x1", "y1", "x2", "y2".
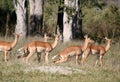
[{"x1": 16, "y1": 47, "x2": 29, "y2": 59}]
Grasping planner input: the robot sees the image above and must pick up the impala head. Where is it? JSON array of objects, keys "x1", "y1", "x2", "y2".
[
  {"x1": 44, "y1": 33, "x2": 51, "y2": 40},
  {"x1": 54, "y1": 34, "x2": 60, "y2": 41},
  {"x1": 104, "y1": 37, "x2": 112, "y2": 44},
  {"x1": 15, "y1": 34, "x2": 20, "y2": 38},
  {"x1": 84, "y1": 35, "x2": 95, "y2": 44},
  {"x1": 14, "y1": 32, "x2": 22, "y2": 38}
]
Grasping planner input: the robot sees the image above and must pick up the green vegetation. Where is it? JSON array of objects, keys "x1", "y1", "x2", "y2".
[
  {"x1": 0, "y1": 0, "x2": 120, "y2": 42},
  {"x1": 0, "y1": 36, "x2": 120, "y2": 82}
]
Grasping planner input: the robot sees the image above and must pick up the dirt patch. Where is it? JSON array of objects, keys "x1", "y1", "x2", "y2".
[{"x1": 24, "y1": 65, "x2": 87, "y2": 75}]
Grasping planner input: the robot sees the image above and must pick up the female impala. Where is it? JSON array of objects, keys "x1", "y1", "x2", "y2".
[
  {"x1": 0, "y1": 34, "x2": 20, "y2": 62},
  {"x1": 81, "y1": 37, "x2": 112, "y2": 66},
  {"x1": 52, "y1": 35, "x2": 94, "y2": 65},
  {"x1": 17, "y1": 34, "x2": 59, "y2": 64}
]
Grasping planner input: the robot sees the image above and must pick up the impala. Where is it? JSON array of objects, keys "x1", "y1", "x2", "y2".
[
  {"x1": 17, "y1": 34, "x2": 59, "y2": 64},
  {"x1": 0, "y1": 34, "x2": 20, "y2": 62},
  {"x1": 16, "y1": 34, "x2": 50, "y2": 61},
  {"x1": 81, "y1": 37, "x2": 112, "y2": 66},
  {"x1": 52, "y1": 35, "x2": 94, "y2": 65}
]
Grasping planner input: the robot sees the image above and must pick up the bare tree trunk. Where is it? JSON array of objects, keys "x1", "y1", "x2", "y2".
[
  {"x1": 13, "y1": 0, "x2": 27, "y2": 39},
  {"x1": 63, "y1": 0, "x2": 83, "y2": 42},
  {"x1": 63, "y1": 0, "x2": 73, "y2": 42},
  {"x1": 56, "y1": 0, "x2": 64, "y2": 41},
  {"x1": 29, "y1": 0, "x2": 43, "y2": 36},
  {"x1": 63, "y1": 12, "x2": 72, "y2": 42},
  {"x1": 72, "y1": 0, "x2": 83, "y2": 39}
]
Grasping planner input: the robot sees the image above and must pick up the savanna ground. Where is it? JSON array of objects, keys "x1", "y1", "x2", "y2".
[{"x1": 0, "y1": 36, "x2": 120, "y2": 82}]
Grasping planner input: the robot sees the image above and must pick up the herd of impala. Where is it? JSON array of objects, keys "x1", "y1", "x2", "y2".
[{"x1": 0, "y1": 33, "x2": 112, "y2": 67}]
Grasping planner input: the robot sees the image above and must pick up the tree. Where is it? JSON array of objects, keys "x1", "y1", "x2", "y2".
[
  {"x1": 13, "y1": 0, "x2": 27, "y2": 39},
  {"x1": 56, "y1": 0, "x2": 64, "y2": 41},
  {"x1": 63, "y1": 0, "x2": 73, "y2": 42},
  {"x1": 29, "y1": 0, "x2": 43, "y2": 36},
  {"x1": 56, "y1": 0, "x2": 83, "y2": 42},
  {"x1": 63, "y1": 0, "x2": 81, "y2": 42},
  {"x1": 72, "y1": 0, "x2": 83, "y2": 39}
]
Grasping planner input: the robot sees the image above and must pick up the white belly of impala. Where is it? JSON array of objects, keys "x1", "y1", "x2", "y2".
[
  {"x1": 37, "y1": 47, "x2": 45, "y2": 52},
  {"x1": 68, "y1": 51, "x2": 76, "y2": 56},
  {"x1": 0, "y1": 46, "x2": 4, "y2": 51},
  {"x1": 91, "y1": 50, "x2": 98, "y2": 54}
]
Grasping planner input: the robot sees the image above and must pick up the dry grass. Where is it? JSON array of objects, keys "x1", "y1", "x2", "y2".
[{"x1": 0, "y1": 36, "x2": 120, "y2": 82}]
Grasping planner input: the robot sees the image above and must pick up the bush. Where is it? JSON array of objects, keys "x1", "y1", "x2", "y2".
[{"x1": 82, "y1": 3, "x2": 120, "y2": 42}]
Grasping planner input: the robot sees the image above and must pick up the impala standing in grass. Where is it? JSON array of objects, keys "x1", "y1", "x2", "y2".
[
  {"x1": 81, "y1": 37, "x2": 112, "y2": 66},
  {"x1": 0, "y1": 33, "x2": 20, "y2": 62},
  {"x1": 17, "y1": 34, "x2": 59, "y2": 64}
]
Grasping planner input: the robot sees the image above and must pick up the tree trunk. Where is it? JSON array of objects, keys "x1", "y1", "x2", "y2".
[
  {"x1": 13, "y1": 0, "x2": 27, "y2": 39},
  {"x1": 63, "y1": 12, "x2": 72, "y2": 42},
  {"x1": 29, "y1": 0, "x2": 43, "y2": 36},
  {"x1": 63, "y1": 0, "x2": 83, "y2": 42},
  {"x1": 72, "y1": 0, "x2": 83, "y2": 39},
  {"x1": 56, "y1": 0, "x2": 64, "y2": 41},
  {"x1": 63, "y1": 0, "x2": 74, "y2": 42}
]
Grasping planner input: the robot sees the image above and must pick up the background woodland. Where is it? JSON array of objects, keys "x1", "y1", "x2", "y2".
[{"x1": 0, "y1": 0, "x2": 120, "y2": 42}]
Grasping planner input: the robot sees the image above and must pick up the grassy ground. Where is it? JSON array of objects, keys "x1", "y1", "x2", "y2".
[{"x1": 0, "y1": 36, "x2": 120, "y2": 82}]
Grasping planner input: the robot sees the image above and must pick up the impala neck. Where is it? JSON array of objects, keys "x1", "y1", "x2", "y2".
[
  {"x1": 11, "y1": 35, "x2": 19, "y2": 48},
  {"x1": 105, "y1": 40, "x2": 111, "y2": 52},
  {"x1": 44, "y1": 34, "x2": 48, "y2": 42},
  {"x1": 82, "y1": 39, "x2": 89, "y2": 51},
  {"x1": 44, "y1": 37, "x2": 48, "y2": 42},
  {"x1": 51, "y1": 36, "x2": 59, "y2": 49}
]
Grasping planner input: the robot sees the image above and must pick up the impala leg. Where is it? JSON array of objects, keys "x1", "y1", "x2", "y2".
[
  {"x1": 95, "y1": 55, "x2": 99, "y2": 66},
  {"x1": 45, "y1": 52, "x2": 49, "y2": 64},
  {"x1": 81, "y1": 49, "x2": 90, "y2": 65},
  {"x1": 23, "y1": 57, "x2": 26, "y2": 62},
  {"x1": 55, "y1": 56, "x2": 68, "y2": 64},
  {"x1": 76, "y1": 55, "x2": 79, "y2": 65},
  {"x1": 37, "y1": 53, "x2": 41, "y2": 63},
  {"x1": 22, "y1": 52, "x2": 29, "y2": 62},
  {"x1": 4, "y1": 51, "x2": 8, "y2": 62},
  {"x1": 100, "y1": 55, "x2": 103, "y2": 66},
  {"x1": 25, "y1": 51, "x2": 34, "y2": 63}
]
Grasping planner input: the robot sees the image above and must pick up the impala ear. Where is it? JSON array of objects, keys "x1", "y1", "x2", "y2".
[
  {"x1": 104, "y1": 37, "x2": 108, "y2": 40},
  {"x1": 44, "y1": 33, "x2": 47, "y2": 37},
  {"x1": 84, "y1": 35, "x2": 88, "y2": 38}
]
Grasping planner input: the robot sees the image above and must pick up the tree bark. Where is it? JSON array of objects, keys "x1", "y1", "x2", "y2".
[
  {"x1": 56, "y1": 0, "x2": 64, "y2": 41},
  {"x1": 63, "y1": 0, "x2": 83, "y2": 42},
  {"x1": 72, "y1": 0, "x2": 83, "y2": 39},
  {"x1": 29, "y1": 0, "x2": 43, "y2": 36},
  {"x1": 63, "y1": 0, "x2": 73, "y2": 42},
  {"x1": 13, "y1": 0, "x2": 27, "y2": 39}
]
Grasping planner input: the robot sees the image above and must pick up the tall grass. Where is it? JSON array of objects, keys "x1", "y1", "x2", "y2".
[{"x1": 0, "y1": 36, "x2": 120, "y2": 82}]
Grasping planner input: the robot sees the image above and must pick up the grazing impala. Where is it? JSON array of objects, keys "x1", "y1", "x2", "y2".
[
  {"x1": 52, "y1": 35, "x2": 94, "y2": 65},
  {"x1": 17, "y1": 34, "x2": 59, "y2": 64},
  {"x1": 81, "y1": 37, "x2": 112, "y2": 66},
  {"x1": 0, "y1": 34, "x2": 20, "y2": 62}
]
